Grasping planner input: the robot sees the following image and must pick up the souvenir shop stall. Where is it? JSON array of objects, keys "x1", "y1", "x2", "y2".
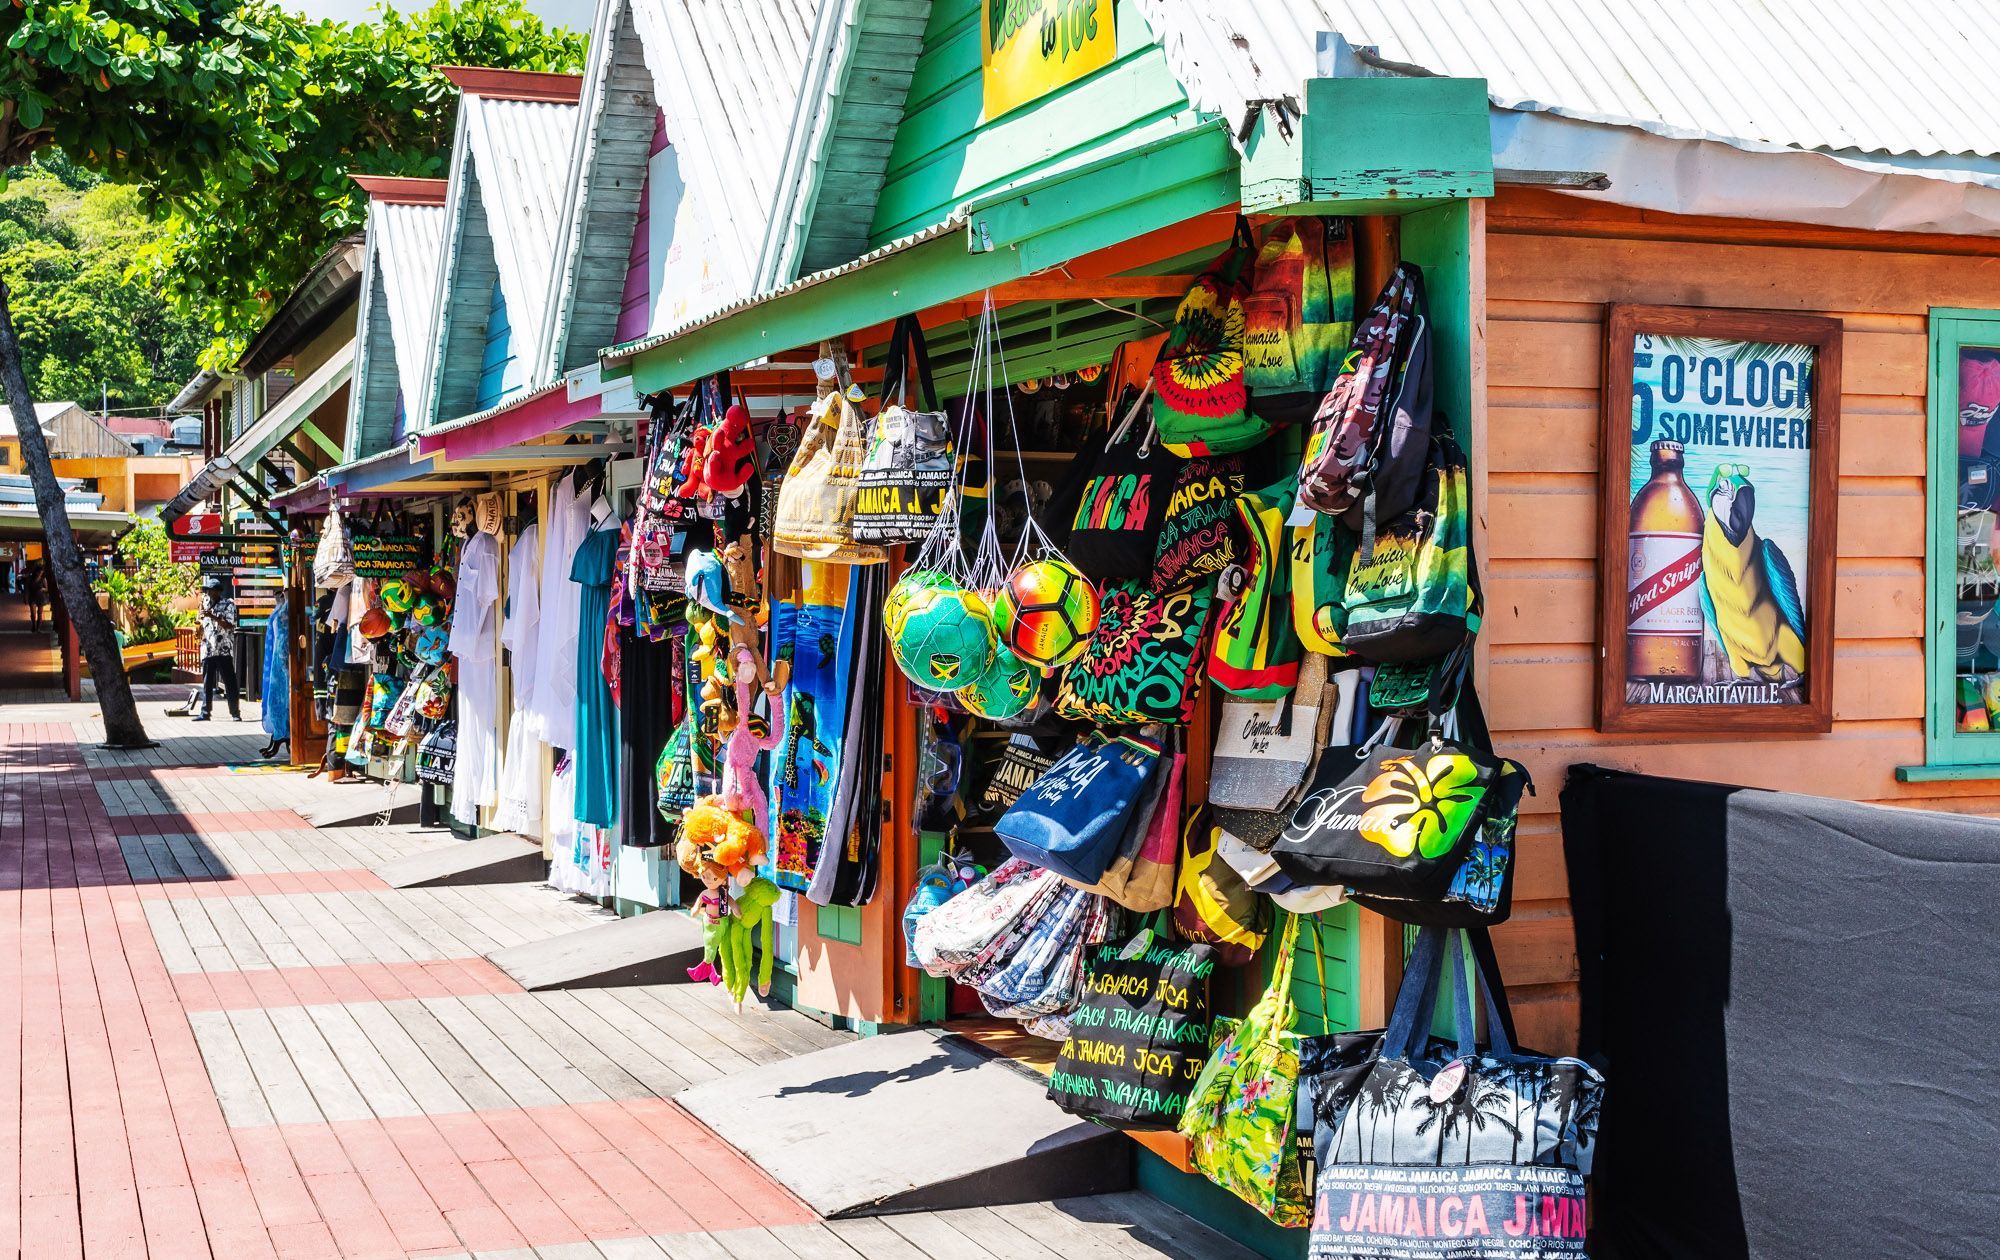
[{"x1": 614, "y1": 185, "x2": 1601, "y2": 1253}]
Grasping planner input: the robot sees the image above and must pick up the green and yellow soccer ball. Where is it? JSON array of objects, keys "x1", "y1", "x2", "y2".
[
  {"x1": 957, "y1": 641, "x2": 1039, "y2": 719},
  {"x1": 884, "y1": 567, "x2": 953, "y2": 631},
  {"x1": 889, "y1": 579, "x2": 996, "y2": 690},
  {"x1": 991, "y1": 558, "x2": 1099, "y2": 671}
]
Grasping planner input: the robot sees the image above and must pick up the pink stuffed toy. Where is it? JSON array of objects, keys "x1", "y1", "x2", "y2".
[{"x1": 719, "y1": 647, "x2": 781, "y2": 838}]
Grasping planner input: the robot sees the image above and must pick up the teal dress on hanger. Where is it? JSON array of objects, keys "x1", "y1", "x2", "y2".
[{"x1": 571, "y1": 522, "x2": 623, "y2": 828}]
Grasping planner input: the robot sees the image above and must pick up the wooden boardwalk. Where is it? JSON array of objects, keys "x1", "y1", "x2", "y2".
[{"x1": 0, "y1": 693, "x2": 1260, "y2": 1259}]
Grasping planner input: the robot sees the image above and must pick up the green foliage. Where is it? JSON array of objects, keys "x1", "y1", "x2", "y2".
[
  {"x1": 1, "y1": 0, "x2": 585, "y2": 368},
  {"x1": 97, "y1": 516, "x2": 198, "y2": 643},
  {"x1": 156, "y1": 0, "x2": 586, "y2": 366},
  {"x1": 0, "y1": 165, "x2": 203, "y2": 410}
]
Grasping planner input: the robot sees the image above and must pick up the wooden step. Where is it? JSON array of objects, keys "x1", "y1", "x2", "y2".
[{"x1": 373, "y1": 832, "x2": 546, "y2": 889}]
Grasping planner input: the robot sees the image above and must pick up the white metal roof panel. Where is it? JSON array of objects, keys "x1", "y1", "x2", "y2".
[
  {"x1": 627, "y1": 0, "x2": 816, "y2": 328},
  {"x1": 1134, "y1": 0, "x2": 2000, "y2": 163},
  {"x1": 465, "y1": 93, "x2": 580, "y2": 373},
  {"x1": 373, "y1": 200, "x2": 445, "y2": 412}
]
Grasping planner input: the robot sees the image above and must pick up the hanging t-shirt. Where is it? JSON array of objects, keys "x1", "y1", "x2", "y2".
[
  {"x1": 530, "y1": 473, "x2": 591, "y2": 748},
  {"x1": 449, "y1": 529, "x2": 502, "y2": 826},
  {"x1": 570, "y1": 522, "x2": 623, "y2": 828},
  {"x1": 261, "y1": 599, "x2": 290, "y2": 743},
  {"x1": 492, "y1": 523, "x2": 543, "y2": 835}
]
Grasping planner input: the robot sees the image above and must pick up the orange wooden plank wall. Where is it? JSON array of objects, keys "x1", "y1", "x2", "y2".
[{"x1": 1479, "y1": 188, "x2": 2000, "y2": 1053}]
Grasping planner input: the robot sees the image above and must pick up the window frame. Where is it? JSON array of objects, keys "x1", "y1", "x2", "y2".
[{"x1": 1922, "y1": 308, "x2": 2000, "y2": 772}]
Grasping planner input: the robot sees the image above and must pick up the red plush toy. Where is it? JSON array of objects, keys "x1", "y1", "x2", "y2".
[{"x1": 702, "y1": 403, "x2": 757, "y2": 498}]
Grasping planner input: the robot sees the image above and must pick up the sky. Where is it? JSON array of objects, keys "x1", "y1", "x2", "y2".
[{"x1": 291, "y1": 0, "x2": 594, "y2": 30}]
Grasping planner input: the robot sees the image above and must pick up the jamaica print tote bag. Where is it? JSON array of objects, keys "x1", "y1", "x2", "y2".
[{"x1": 1056, "y1": 575, "x2": 1220, "y2": 726}]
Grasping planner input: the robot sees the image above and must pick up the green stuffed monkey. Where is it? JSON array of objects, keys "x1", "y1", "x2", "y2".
[{"x1": 720, "y1": 876, "x2": 781, "y2": 1006}]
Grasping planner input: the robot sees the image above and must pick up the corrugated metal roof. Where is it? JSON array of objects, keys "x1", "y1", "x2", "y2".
[
  {"x1": 627, "y1": 0, "x2": 815, "y2": 324},
  {"x1": 600, "y1": 210, "x2": 968, "y2": 366},
  {"x1": 464, "y1": 93, "x2": 579, "y2": 376},
  {"x1": 1134, "y1": 0, "x2": 2000, "y2": 162},
  {"x1": 373, "y1": 201, "x2": 445, "y2": 416}
]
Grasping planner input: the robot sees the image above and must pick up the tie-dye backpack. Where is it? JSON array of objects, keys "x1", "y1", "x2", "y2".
[{"x1": 1242, "y1": 217, "x2": 1357, "y2": 424}]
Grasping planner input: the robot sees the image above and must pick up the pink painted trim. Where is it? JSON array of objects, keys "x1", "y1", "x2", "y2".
[{"x1": 424, "y1": 389, "x2": 601, "y2": 462}]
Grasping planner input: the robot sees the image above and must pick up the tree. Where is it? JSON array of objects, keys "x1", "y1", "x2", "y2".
[
  {"x1": 0, "y1": 166, "x2": 204, "y2": 410},
  {"x1": 154, "y1": 0, "x2": 585, "y2": 366},
  {"x1": 0, "y1": 0, "x2": 298, "y2": 746},
  {"x1": 0, "y1": 0, "x2": 580, "y2": 746}
]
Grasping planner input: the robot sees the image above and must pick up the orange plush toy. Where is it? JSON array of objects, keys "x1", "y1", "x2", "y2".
[{"x1": 676, "y1": 796, "x2": 767, "y2": 889}]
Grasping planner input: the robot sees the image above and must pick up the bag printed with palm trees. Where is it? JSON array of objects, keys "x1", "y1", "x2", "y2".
[
  {"x1": 1179, "y1": 913, "x2": 1319, "y2": 1226},
  {"x1": 1304, "y1": 927, "x2": 1602, "y2": 1260}
]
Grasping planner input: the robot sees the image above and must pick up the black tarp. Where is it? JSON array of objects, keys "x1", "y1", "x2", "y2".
[{"x1": 1562, "y1": 765, "x2": 2000, "y2": 1260}]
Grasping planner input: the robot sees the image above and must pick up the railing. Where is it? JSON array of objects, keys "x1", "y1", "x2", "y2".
[{"x1": 175, "y1": 625, "x2": 200, "y2": 674}]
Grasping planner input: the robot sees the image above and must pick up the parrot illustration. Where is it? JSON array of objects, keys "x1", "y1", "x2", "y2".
[{"x1": 1697, "y1": 464, "x2": 1807, "y2": 688}]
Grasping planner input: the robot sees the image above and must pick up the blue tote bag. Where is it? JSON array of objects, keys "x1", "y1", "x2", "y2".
[{"x1": 996, "y1": 733, "x2": 1161, "y2": 883}]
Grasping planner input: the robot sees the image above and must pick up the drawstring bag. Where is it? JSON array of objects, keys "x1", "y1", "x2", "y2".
[
  {"x1": 1054, "y1": 370, "x2": 1181, "y2": 583},
  {"x1": 1048, "y1": 918, "x2": 1217, "y2": 1130},
  {"x1": 854, "y1": 316, "x2": 956, "y2": 545},
  {"x1": 314, "y1": 506, "x2": 355, "y2": 589},
  {"x1": 773, "y1": 385, "x2": 889, "y2": 565},
  {"x1": 1153, "y1": 217, "x2": 1267, "y2": 457},
  {"x1": 1180, "y1": 911, "x2": 1328, "y2": 1225},
  {"x1": 1306, "y1": 927, "x2": 1604, "y2": 1260},
  {"x1": 1297, "y1": 263, "x2": 1435, "y2": 553}
]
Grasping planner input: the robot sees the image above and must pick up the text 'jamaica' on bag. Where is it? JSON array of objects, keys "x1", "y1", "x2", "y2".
[
  {"x1": 995, "y1": 732, "x2": 1162, "y2": 885},
  {"x1": 1304, "y1": 926, "x2": 1603, "y2": 1260},
  {"x1": 1048, "y1": 918, "x2": 1216, "y2": 1131},
  {"x1": 853, "y1": 315, "x2": 956, "y2": 545}
]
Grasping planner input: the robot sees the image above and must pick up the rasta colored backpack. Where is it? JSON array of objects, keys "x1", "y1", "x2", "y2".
[
  {"x1": 1208, "y1": 481, "x2": 1306, "y2": 699},
  {"x1": 1153, "y1": 217, "x2": 1268, "y2": 457},
  {"x1": 1339, "y1": 435, "x2": 1481, "y2": 664},
  {"x1": 1242, "y1": 217, "x2": 1357, "y2": 425},
  {"x1": 1297, "y1": 263, "x2": 1435, "y2": 547}
]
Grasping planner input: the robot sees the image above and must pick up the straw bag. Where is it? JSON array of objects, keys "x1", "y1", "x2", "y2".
[{"x1": 773, "y1": 390, "x2": 888, "y2": 564}]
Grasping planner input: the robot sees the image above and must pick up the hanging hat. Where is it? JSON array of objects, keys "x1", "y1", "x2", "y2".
[{"x1": 414, "y1": 624, "x2": 450, "y2": 665}]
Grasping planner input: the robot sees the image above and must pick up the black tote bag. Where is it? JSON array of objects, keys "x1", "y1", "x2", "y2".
[{"x1": 1047, "y1": 922, "x2": 1217, "y2": 1130}]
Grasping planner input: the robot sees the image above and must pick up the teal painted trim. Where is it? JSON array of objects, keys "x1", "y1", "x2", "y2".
[
  {"x1": 915, "y1": 831, "x2": 949, "y2": 1023},
  {"x1": 1133, "y1": 1149, "x2": 1308, "y2": 1260},
  {"x1": 630, "y1": 123, "x2": 1235, "y2": 394},
  {"x1": 1243, "y1": 77, "x2": 1492, "y2": 214},
  {"x1": 475, "y1": 278, "x2": 515, "y2": 412},
  {"x1": 1926, "y1": 310, "x2": 2000, "y2": 765},
  {"x1": 1397, "y1": 201, "x2": 1476, "y2": 449},
  {"x1": 1897, "y1": 762, "x2": 2000, "y2": 782},
  {"x1": 817, "y1": 903, "x2": 863, "y2": 944}
]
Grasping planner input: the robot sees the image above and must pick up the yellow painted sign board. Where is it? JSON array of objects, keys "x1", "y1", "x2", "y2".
[{"x1": 982, "y1": 0, "x2": 1117, "y2": 120}]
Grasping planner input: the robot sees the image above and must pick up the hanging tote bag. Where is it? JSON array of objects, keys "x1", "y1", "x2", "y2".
[
  {"x1": 1057, "y1": 374, "x2": 1182, "y2": 582},
  {"x1": 1153, "y1": 217, "x2": 1267, "y2": 457},
  {"x1": 1340, "y1": 436, "x2": 1481, "y2": 664},
  {"x1": 1209, "y1": 482, "x2": 1307, "y2": 699},
  {"x1": 1306, "y1": 928, "x2": 1604, "y2": 1260},
  {"x1": 1180, "y1": 912, "x2": 1324, "y2": 1226},
  {"x1": 1271, "y1": 699, "x2": 1514, "y2": 902},
  {"x1": 1173, "y1": 809, "x2": 1272, "y2": 967},
  {"x1": 314, "y1": 506, "x2": 356, "y2": 589},
  {"x1": 1074, "y1": 730, "x2": 1184, "y2": 912},
  {"x1": 995, "y1": 732, "x2": 1162, "y2": 884},
  {"x1": 1055, "y1": 576, "x2": 1219, "y2": 726},
  {"x1": 773, "y1": 388, "x2": 890, "y2": 564},
  {"x1": 853, "y1": 316, "x2": 956, "y2": 545},
  {"x1": 1297, "y1": 263, "x2": 1435, "y2": 544},
  {"x1": 969, "y1": 882, "x2": 1106, "y2": 1021},
  {"x1": 1243, "y1": 217, "x2": 1357, "y2": 425},
  {"x1": 1293, "y1": 510, "x2": 1359, "y2": 656},
  {"x1": 1210, "y1": 653, "x2": 1354, "y2": 846},
  {"x1": 1048, "y1": 919, "x2": 1217, "y2": 1130},
  {"x1": 911, "y1": 858, "x2": 1061, "y2": 978}
]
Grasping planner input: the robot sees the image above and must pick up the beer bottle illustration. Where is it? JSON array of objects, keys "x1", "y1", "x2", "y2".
[{"x1": 1627, "y1": 440, "x2": 1706, "y2": 680}]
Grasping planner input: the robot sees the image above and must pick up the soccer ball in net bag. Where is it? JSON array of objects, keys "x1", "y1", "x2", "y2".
[
  {"x1": 956, "y1": 641, "x2": 1039, "y2": 719},
  {"x1": 991, "y1": 558, "x2": 1099, "y2": 671},
  {"x1": 889, "y1": 581, "x2": 997, "y2": 690}
]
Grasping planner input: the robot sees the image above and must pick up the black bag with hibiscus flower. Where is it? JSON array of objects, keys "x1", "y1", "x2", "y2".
[
  {"x1": 1153, "y1": 217, "x2": 1272, "y2": 458},
  {"x1": 1269, "y1": 684, "x2": 1522, "y2": 901},
  {"x1": 1055, "y1": 576, "x2": 1220, "y2": 726}
]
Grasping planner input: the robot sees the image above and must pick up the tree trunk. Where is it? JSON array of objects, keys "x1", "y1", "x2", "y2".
[{"x1": 0, "y1": 276, "x2": 154, "y2": 748}]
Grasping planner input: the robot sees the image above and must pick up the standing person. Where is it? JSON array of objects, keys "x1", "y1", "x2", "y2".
[
  {"x1": 192, "y1": 576, "x2": 241, "y2": 721},
  {"x1": 22, "y1": 560, "x2": 46, "y2": 632}
]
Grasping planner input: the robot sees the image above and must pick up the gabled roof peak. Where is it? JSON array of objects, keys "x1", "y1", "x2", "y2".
[
  {"x1": 349, "y1": 175, "x2": 449, "y2": 205},
  {"x1": 439, "y1": 65, "x2": 584, "y2": 104}
]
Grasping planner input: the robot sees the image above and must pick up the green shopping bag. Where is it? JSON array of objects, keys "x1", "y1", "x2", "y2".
[{"x1": 1178, "y1": 912, "x2": 1327, "y2": 1228}]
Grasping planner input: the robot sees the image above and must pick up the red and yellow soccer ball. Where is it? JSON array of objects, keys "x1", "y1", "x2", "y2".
[{"x1": 991, "y1": 558, "x2": 1099, "y2": 671}]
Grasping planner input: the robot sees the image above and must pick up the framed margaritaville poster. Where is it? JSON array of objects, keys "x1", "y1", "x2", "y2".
[{"x1": 1596, "y1": 306, "x2": 1842, "y2": 733}]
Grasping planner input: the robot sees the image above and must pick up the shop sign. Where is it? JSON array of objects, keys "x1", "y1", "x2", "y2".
[
  {"x1": 351, "y1": 532, "x2": 427, "y2": 579},
  {"x1": 170, "y1": 512, "x2": 221, "y2": 563},
  {"x1": 981, "y1": 0, "x2": 1116, "y2": 120},
  {"x1": 1596, "y1": 305, "x2": 1841, "y2": 733}
]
